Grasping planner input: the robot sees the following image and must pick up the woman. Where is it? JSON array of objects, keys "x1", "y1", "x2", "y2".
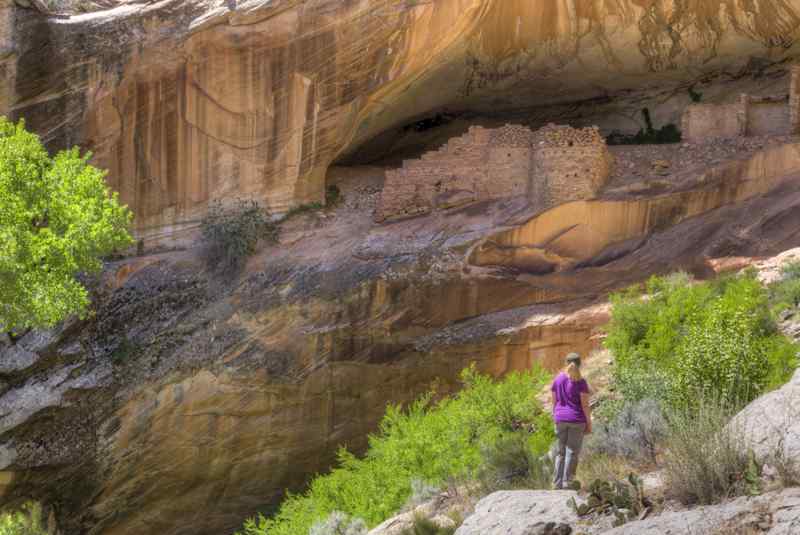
[{"x1": 550, "y1": 352, "x2": 592, "y2": 490}]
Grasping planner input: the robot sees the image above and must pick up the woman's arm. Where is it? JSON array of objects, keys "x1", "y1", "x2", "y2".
[{"x1": 580, "y1": 392, "x2": 592, "y2": 434}]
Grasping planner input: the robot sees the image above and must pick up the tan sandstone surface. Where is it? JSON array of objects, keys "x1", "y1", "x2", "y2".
[{"x1": 5, "y1": 0, "x2": 800, "y2": 240}]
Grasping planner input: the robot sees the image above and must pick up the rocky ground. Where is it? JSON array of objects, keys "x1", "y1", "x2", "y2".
[{"x1": 445, "y1": 486, "x2": 800, "y2": 535}]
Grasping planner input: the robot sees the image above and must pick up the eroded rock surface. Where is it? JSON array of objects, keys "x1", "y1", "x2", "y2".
[
  {"x1": 6, "y1": 0, "x2": 800, "y2": 237},
  {"x1": 445, "y1": 488, "x2": 800, "y2": 535},
  {"x1": 729, "y1": 369, "x2": 800, "y2": 464},
  {"x1": 603, "y1": 488, "x2": 800, "y2": 535},
  {"x1": 0, "y1": 198, "x2": 609, "y2": 535},
  {"x1": 368, "y1": 491, "x2": 464, "y2": 535},
  {"x1": 454, "y1": 490, "x2": 580, "y2": 535}
]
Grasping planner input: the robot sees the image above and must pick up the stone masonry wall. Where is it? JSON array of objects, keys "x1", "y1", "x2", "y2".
[
  {"x1": 681, "y1": 103, "x2": 744, "y2": 141},
  {"x1": 746, "y1": 97, "x2": 791, "y2": 136},
  {"x1": 683, "y1": 65, "x2": 800, "y2": 141},
  {"x1": 791, "y1": 65, "x2": 800, "y2": 134},
  {"x1": 530, "y1": 125, "x2": 613, "y2": 212},
  {"x1": 375, "y1": 126, "x2": 493, "y2": 221},
  {"x1": 376, "y1": 123, "x2": 612, "y2": 221}
]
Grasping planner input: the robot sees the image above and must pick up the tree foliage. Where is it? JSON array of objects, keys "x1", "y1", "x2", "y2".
[
  {"x1": 0, "y1": 502, "x2": 49, "y2": 535},
  {"x1": 0, "y1": 118, "x2": 132, "y2": 331}
]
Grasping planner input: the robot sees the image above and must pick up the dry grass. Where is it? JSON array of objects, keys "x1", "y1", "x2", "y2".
[
  {"x1": 576, "y1": 452, "x2": 636, "y2": 487},
  {"x1": 662, "y1": 398, "x2": 756, "y2": 505}
]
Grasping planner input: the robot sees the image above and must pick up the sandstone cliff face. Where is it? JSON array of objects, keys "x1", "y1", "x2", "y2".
[
  {"x1": 6, "y1": 2, "x2": 800, "y2": 534},
  {"x1": 5, "y1": 0, "x2": 800, "y2": 238},
  {"x1": 3, "y1": 140, "x2": 800, "y2": 534}
]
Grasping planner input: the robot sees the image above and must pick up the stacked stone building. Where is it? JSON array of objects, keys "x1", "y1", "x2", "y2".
[
  {"x1": 375, "y1": 123, "x2": 613, "y2": 222},
  {"x1": 682, "y1": 65, "x2": 800, "y2": 142}
]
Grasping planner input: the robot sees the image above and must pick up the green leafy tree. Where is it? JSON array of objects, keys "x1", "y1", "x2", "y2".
[{"x1": 0, "y1": 118, "x2": 133, "y2": 331}]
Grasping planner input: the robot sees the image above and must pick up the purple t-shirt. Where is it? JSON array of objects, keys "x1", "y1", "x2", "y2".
[{"x1": 551, "y1": 372, "x2": 589, "y2": 423}]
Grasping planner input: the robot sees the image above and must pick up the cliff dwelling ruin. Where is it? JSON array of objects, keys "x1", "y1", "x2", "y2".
[
  {"x1": 682, "y1": 65, "x2": 800, "y2": 141},
  {"x1": 376, "y1": 124, "x2": 613, "y2": 222}
]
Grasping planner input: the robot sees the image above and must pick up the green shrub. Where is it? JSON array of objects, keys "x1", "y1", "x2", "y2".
[
  {"x1": 0, "y1": 117, "x2": 133, "y2": 331},
  {"x1": 0, "y1": 502, "x2": 48, "y2": 535},
  {"x1": 400, "y1": 515, "x2": 457, "y2": 535},
  {"x1": 576, "y1": 452, "x2": 636, "y2": 487},
  {"x1": 477, "y1": 432, "x2": 553, "y2": 493},
  {"x1": 201, "y1": 199, "x2": 277, "y2": 273},
  {"x1": 284, "y1": 202, "x2": 324, "y2": 219},
  {"x1": 586, "y1": 398, "x2": 667, "y2": 464},
  {"x1": 606, "y1": 108, "x2": 681, "y2": 145},
  {"x1": 662, "y1": 396, "x2": 759, "y2": 505},
  {"x1": 605, "y1": 271, "x2": 797, "y2": 409},
  {"x1": 770, "y1": 261, "x2": 800, "y2": 314},
  {"x1": 688, "y1": 86, "x2": 703, "y2": 103},
  {"x1": 238, "y1": 366, "x2": 554, "y2": 535},
  {"x1": 670, "y1": 276, "x2": 777, "y2": 406},
  {"x1": 283, "y1": 186, "x2": 341, "y2": 220},
  {"x1": 110, "y1": 336, "x2": 140, "y2": 362}
]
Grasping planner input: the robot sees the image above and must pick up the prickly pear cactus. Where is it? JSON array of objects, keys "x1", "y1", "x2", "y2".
[{"x1": 567, "y1": 473, "x2": 652, "y2": 527}]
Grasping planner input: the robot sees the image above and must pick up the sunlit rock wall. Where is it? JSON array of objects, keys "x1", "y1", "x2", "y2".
[
  {"x1": 5, "y1": 0, "x2": 800, "y2": 240},
  {"x1": 471, "y1": 142, "x2": 800, "y2": 273}
]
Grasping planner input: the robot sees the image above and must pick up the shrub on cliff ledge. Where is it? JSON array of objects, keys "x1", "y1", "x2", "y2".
[
  {"x1": 0, "y1": 117, "x2": 133, "y2": 331},
  {"x1": 239, "y1": 365, "x2": 554, "y2": 535},
  {"x1": 200, "y1": 199, "x2": 277, "y2": 273}
]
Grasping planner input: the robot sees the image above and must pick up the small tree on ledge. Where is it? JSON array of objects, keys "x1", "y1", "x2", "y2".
[{"x1": 0, "y1": 117, "x2": 133, "y2": 332}]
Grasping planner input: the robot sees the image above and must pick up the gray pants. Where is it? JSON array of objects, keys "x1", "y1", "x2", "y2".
[{"x1": 553, "y1": 421, "x2": 586, "y2": 489}]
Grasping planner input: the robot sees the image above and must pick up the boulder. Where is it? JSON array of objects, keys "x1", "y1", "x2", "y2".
[
  {"x1": 728, "y1": 369, "x2": 800, "y2": 462},
  {"x1": 0, "y1": 345, "x2": 39, "y2": 374},
  {"x1": 454, "y1": 490, "x2": 580, "y2": 535},
  {"x1": 603, "y1": 488, "x2": 800, "y2": 534}
]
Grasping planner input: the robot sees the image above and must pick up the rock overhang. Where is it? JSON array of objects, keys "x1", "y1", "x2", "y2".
[{"x1": 5, "y1": 0, "x2": 800, "y2": 244}]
